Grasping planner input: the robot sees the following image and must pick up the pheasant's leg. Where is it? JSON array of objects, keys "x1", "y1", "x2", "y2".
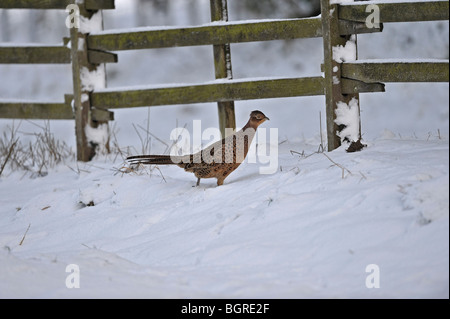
[{"x1": 196, "y1": 177, "x2": 201, "y2": 187}]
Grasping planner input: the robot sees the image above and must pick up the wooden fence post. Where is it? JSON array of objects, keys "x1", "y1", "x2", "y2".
[
  {"x1": 210, "y1": 0, "x2": 236, "y2": 137},
  {"x1": 321, "y1": 0, "x2": 361, "y2": 152},
  {"x1": 69, "y1": 1, "x2": 109, "y2": 161}
]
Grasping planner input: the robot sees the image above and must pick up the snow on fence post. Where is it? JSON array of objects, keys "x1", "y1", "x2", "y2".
[
  {"x1": 69, "y1": 0, "x2": 109, "y2": 161},
  {"x1": 210, "y1": 0, "x2": 236, "y2": 137},
  {"x1": 321, "y1": 0, "x2": 362, "y2": 152}
]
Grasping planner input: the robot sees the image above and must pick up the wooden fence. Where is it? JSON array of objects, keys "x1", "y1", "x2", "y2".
[{"x1": 0, "y1": 0, "x2": 448, "y2": 161}]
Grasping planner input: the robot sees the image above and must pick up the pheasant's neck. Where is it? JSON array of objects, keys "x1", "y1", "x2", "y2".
[
  {"x1": 238, "y1": 122, "x2": 258, "y2": 159},
  {"x1": 242, "y1": 120, "x2": 257, "y2": 131},
  {"x1": 241, "y1": 122, "x2": 258, "y2": 140}
]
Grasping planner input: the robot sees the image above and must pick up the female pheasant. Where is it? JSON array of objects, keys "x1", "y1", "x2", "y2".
[{"x1": 127, "y1": 110, "x2": 269, "y2": 186}]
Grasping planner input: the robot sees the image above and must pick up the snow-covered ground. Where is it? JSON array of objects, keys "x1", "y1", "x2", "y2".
[
  {"x1": 0, "y1": 136, "x2": 448, "y2": 298},
  {"x1": 0, "y1": 0, "x2": 448, "y2": 298}
]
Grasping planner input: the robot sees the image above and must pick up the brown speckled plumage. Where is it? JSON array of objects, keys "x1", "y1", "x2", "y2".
[{"x1": 127, "y1": 110, "x2": 269, "y2": 186}]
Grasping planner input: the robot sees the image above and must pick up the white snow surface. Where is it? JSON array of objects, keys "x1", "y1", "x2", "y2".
[
  {"x1": 85, "y1": 123, "x2": 109, "y2": 154},
  {"x1": 330, "y1": 0, "x2": 355, "y2": 4},
  {"x1": 79, "y1": 11, "x2": 103, "y2": 34},
  {"x1": 80, "y1": 66, "x2": 106, "y2": 91},
  {"x1": 0, "y1": 137, "x2": 448, "y2": 298},
  {"x1": 333, "y1": 35, "x2": 357, "y2": 63},
  {"x1": 335, "y1": 97, "x2": 361, "y2": 142},
  {"x1": 0, "y1": 0, "x2": 448, "y2": 298},
  {"x1": 341, "y1": 0, "x2": 446, "y2": 6}
]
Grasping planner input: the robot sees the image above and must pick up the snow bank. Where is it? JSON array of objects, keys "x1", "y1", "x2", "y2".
[{"x1": 0, "y1": 138, "x2": 448, "y2": 298}]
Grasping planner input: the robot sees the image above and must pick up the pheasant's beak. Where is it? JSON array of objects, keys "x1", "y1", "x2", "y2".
[{"x1": 264, "y1": 116, "x2": 270, "y2": 121}]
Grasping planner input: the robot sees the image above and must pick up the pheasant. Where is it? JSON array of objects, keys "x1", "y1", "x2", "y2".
[{"x1": 127, "y1": 110, "x2": 269, "y2": 186}]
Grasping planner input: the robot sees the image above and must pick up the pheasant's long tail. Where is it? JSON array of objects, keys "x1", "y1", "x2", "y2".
[{"x1": 127, "y1": 154, "x2": 179, "y2": 165}]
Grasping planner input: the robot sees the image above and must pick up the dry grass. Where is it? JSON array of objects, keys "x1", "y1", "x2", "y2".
[
  {"x1": 0, "y1": 115, "x2": 174, "y2": 182},
  {"x1": 0, "y1": 121, "x2": 75, "y2": 177},
  {"x1": 19, "y1": 223, "x2": 31, "y2": 246},
  {"x1": 289, "y1": 112, "x2": 366, "y2": 181}
]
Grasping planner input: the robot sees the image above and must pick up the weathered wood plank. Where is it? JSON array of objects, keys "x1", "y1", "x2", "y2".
[
  {"x1": 341, "y1": 61, "x2": 450, "y2": 83},
  {"x1": 85, "y1": 0, "x2": 115, "y2": 10},
  {"x1": 70, "y1": 4, "x2": 110, "y2": 161},
  {"x1": 0, "y1": 102, "x2": 73, "y2": 119},
  {"x1": 87, "y1": 17, "x2": 383, "y2": 52},
  {"x1": 0, "y1": 0, "x2": 71, "y2": 9},
  {"x1": 90, "y1": 77, "x2": 325, "y2": 109},
  {"x1": 87, "y1": 18, "x2": 324, "y2": 51},
  {"x1": 64, "y1": 94, "x2": 114, "y2": 121},
  {"x1": 87, "y1": 50, "x2": 118, "y2": 64},
  {"x1": 70, "y1": 8, "x2": 93, "y2": 161},
  {"x1": 338, "y1": 19, "x2": 383, "y2": 35},
  {"x1": 91, "y1": 108, "x2": 114, "y2": 121},
  {"x1": 321, "y1": 0, "x2": 361, "y2": 151},
  {"x1": 341, "y1": 78, "x2": 385, "y2": 94},
  {"x1": 211, "y1": 0, "x2": 235, "y2": 137},
  {"x1": 0, "y1": 0, "x2": 115, "y2": 10},
  {"x1": 0, "y1": 46, "x2": 70, "y2": 64},
  {"x1": 321, "y1": 0, "x2": 340, "y2": 151},
  {"x1": 339, "y1": 1, "x2": 449, "y2": 23}
]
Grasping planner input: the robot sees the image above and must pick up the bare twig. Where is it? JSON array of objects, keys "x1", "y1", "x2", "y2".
[
  {"x1": 145, "y1": 107, "x2": 151, "y2": 154},
  {"x1": 290, "y1": 149, "x2": 318, "y2": 159},
  {"x1": 359, "y1": 171, "x2": 367, "y2": 182},
  {"x1": 0, "y1": 138, "x2": 18, "y2": 177},
  {"x1": 322, "y1": 152, "x2": 353, "y2": 179},
  {"x1": 289, "y1": 166, "x2": 300, "y2": 175},
  {"x1": 290, "y1": 150, "x2": 304, "y2": 156},
  {"x1": 153, "y1": 165, "x2": 167, "y2": 183},
  {"x1": 19, "y1": 223, "x2": 31, "y2": 246},
  {"x1": 318, "y1": 111, "x2": 325, "y2": 153},
  {"x1": 132, "y1": 123, "x2": 146, "y2": 154},
  {"x1": 111, "y1": 166, "x2": 135, "y2": 176}
]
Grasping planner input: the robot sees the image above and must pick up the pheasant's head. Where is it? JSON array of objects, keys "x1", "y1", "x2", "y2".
[{"x1": 248, "y1": 110, "x2": 269, "y2": 129}]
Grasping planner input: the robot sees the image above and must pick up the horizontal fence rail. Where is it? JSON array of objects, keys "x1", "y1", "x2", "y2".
[
  {"x1": 0, "y1": 102, "x2": 73, "y2": 119},
  {"x1": 339, "y1": 0, "x2": 449, "y2": 23},
  {"x1": 0, "y1": 0, "x2": 114, "y2": 10},
  {"x1": 90, "y1": 77, "x2": 325, "y2": 109},
  {"x1": 0, "y1": 45, "x2": 117, "y2": 64},
  {"x1": 87, "y1": 18, "x2": 382, "y2": 51},
  {"x1": 87, "y1": 19, "x2": 323, "y2": 51},
  {"x1": 342, "y1": 60, "x2": 450, "y2": 83},
  {"x1": 0, "y1": 100, "x2": 114, "y2": 121},
  {"x1": 90, "y1": 75, "x2": 387, "y2": 110},
  {"x1": 0, "y1": 45, "x2": 70, "y2": 64}
]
